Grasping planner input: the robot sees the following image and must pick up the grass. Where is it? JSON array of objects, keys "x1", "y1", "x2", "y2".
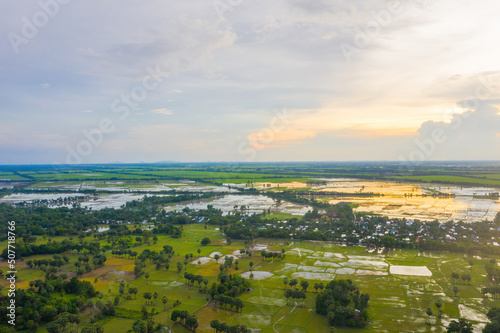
[
  {"x1": 6, "y1": 225, "x2": 500, "y2": 332},
  {"x1": 395, "y1": 175, "x2": 500, "y2": 186}
]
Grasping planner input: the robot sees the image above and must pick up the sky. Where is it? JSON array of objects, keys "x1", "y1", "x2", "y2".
[{"x1": 1, "y1": 0, "x2": 500, "y2": 164}]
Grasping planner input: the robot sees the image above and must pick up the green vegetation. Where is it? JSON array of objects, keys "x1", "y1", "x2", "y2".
[
  {"x1": 2, "y1": 161, "x2": 500, "y2": 187},
  {"x1": 2, "y1": 162, "x2": 500, "y2": 332}
]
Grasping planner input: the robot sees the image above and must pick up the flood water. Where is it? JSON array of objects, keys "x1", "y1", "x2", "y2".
[{"x1": 313, "y1": 179, "x2": 500, "y2": 222}]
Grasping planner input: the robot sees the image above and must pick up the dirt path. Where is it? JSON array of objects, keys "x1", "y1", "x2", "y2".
[{"x1": 273, "y1": 305, "x2": 297, "y2": 333}]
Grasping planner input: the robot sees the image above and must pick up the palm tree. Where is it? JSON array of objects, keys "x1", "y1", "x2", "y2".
[
  {"x1": 426, "y1": 307, "x2": 433, "y2": 325},
  {"x1": 435, "y1": 299, "x2": 443, "y2": 318},
  {"x1": 283, "y1": 278, "x2": 288, "y2": 290},
  {"x1": 162, "y1": 296, "x2": 168, "y2": 311}
]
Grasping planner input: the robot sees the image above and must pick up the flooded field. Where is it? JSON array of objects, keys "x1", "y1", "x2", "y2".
[
  {"x1": 3, "y1": 177, "x2": 499, "y2": 221},
  {"x1": 166, "y1": 194, "x2": 312, "y2": 216},
  {"x1": 0, "y1": 193, "x2": 147, "y2": 210},
  {"x1": 27, "y1": 180, "x2": 238, "y2": 193},
  {"x1": 252, "y1": 179, "x2": 500, "y2": 222}
]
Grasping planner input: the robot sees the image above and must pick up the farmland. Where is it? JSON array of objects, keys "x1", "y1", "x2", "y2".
[
  {"x1": 1, "y1": 162, "x2": 500, "y2": 332},
  {"x1": 2, "y1": 161, "x2": 500, "y2": 187},
  {"x1": 2, "y1": 223, "x2": 500, "y2": 332}
]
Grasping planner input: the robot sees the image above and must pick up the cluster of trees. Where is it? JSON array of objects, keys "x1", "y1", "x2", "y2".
[
  {"x1": 111, "y1": 249, "x2": 138, "y2": 258},
  {"x1": 284, "y1": 289, "x2": 307, "y2": 306},
  {"x1": 446, "y1": 318, "x2": 474, "y2": 332},
  {"x1": 282, "y1": 278, "x2": 310, "y2": 292},
  {"x1": 482, "y1": 287, "x2": 500, "y2": 299},
  {"x1": 171, "y1": 310, "x2": 198, "y2": 332},
  {"x1": 486, "y1": 260, "x2": 500, "y2": 282},
  {"x1": 0, "y1": 277, "x2": 95, "y2": 331},
  {"x1": 451, "y1": 272, "x2": 472, "y2": 285},
  {"x1": 316, "y1": 279, "x2": 370, "y2": 328},
  {"x1": 26, "y1": 254, "x2": 69, "y2": 268},
  {"x1": 214, "y1": 295, "x2": 245, "y2": 312},
  {"x1": 45, "y1": 312, "x2": 81, "y2": 333},
  {"x1": 183, "y1": 272, "x2": 208, "y2": 289},
  {"x1": 0, "y1": 236, "x2": 103, "y2": 259},
  {"x1": 130, "y1": 318, "x2": 160, "y2": 333},
  {"x1": 260, "y1": 250, "x2": 285, "y2": 261},
  {"x1": 0, "y1": 192, "x2": 203, "y2": 244},
  {"x1": 484, "y1": 308, "x2": 500, "y2": 332},
  {"x1": 210, "y1": 273, "x2": 251, "y2": 299},
  {"x1": 132, "y1": 247, "x2": 177, "y2": 276},
  {"x1": 210, "y1": 320, "x2": 251, "y2": 333}
]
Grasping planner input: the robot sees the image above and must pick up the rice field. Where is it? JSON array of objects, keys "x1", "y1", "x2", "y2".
[{"x1": 4, "y1": 224, "x2": 500, "y2": 332}]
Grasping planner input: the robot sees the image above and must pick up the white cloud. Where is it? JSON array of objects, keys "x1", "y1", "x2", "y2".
[{"x1": 2, "y1": 0, "x2": 500, "y2": 163}]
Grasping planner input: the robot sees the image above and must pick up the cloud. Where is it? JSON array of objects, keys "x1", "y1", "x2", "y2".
[
  {"x1": 81, "y1": 110, "x2": 93, "y2": 113},
  {"x1": 2, "y1": 0, "x2": 500, "y2": 163},
  {"x1": 412, "y1": 100, "x2": 500, "y2": 160},
  {"x1": 151, "y1": 108, "x2": 173, "y2": 115}
]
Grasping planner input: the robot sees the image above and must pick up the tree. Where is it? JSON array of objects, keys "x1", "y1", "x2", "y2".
[
  {"x1": 283, "y1": 277, "x2": 288, "y2": 289},
  {"x1": 446, "y1": 318, "x2": 473, "y2": 332},
  {"x1": 177, "y1": 262, "x2": 183, "y2": 273},
  {"x1": 214, "y1": 254, "x2": 220, "y2": 263},
  {"x1": 435, "y1": 299, "x2": 443, "y2": 318},
  {"x1": 162, "y1": 296, "x2": 168, "y2": 311},
  {"x1": 453, "y1": 286, "x2": 459, "y2": 297},
  {"x1": 484, "y1": 307, "x2": 500, "y2": 332},
  {"x1": 300, "y1": 280, "x2": 309, "y2": 292},
  {"x1": 145, "y1": 273, "x2": 149, "y2": 284},
  {"x1": 201, "y1": 237, "x2": 211, "y2": 246},
  {"x1": 426, "y1": 308, "x2": 433, "y2": 325},
  {"x1": 129, "y1": 287, "x2": 138, "y2": 299},
  {"x1": 249, "y1": 261, "x2": 254, "y2": 271},
  {"x1": 452, "y1": 272, "x2": 459, "y2": 284},
  {"x1": 143, "y1": 292, "x2": 152, "y2": 305},
  {"x1": 316, "y1": 279, "x2": 369, "y2": 328},
  {"x1": 26, "y1": 320, "x2": 38, "y2": 332},
  {"x1": 289, "y1": 279, "x2": 298, "y2": 290},
  {"x1": 132, "y1": 320, "x2": 146, "y2": 333}
]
